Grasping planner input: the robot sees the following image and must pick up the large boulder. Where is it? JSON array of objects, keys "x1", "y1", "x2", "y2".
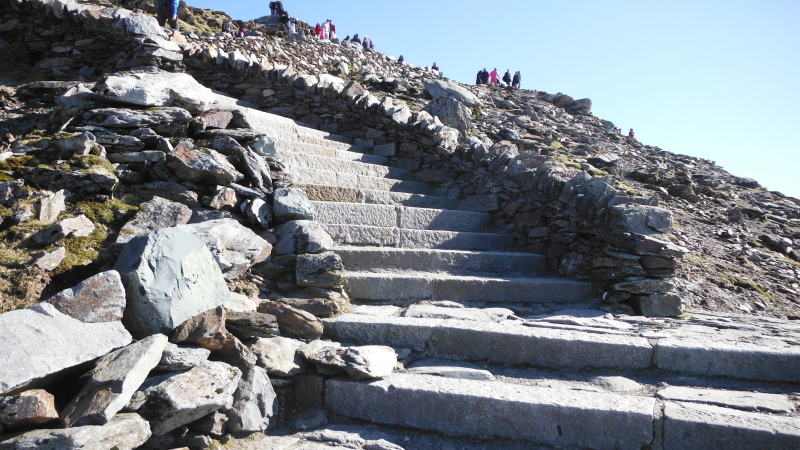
[
  {"x1": 133, "y1": 360, "x2": 241, "y2": 436},
  {"x1": 184, "y1": 219, "x2": 272, "y2": 280},
  {"x1": 0, "y1": 304, "x2": 132, "y2": 395},
  {"x1": 46, "y1": 270, "x2": 126, "y2": 323},
  {"x1": 113, "y1": 226, "x2": 230, "y2": 338},
  {"x1": 82, "y1": 107, "x2": 192, "y2": 137},
  {"x1": 296, "y1": 252, "x2": 345, "y2": 288},
  {"x1": 116, "y1": 196, "x2": 192, "y2": 245},
  {"x1": 273, "y1": 220, "x2": 334, "y2": 255},
  {"x1": 423, "y1": 80, "x2": 481, "y2": 108},
  {"x1": 0, "y1": 413, "x2": 151, "y2": 450},
  {"x1": 272, "y1": 188, "x2": 316, "y2": 223},
  {"x1": 61, "y1": 334, "x2": 168, "y2": 427},
  {"x1": 95, "y1": 70, "x2": 216, "y2": 113},
  {"x1": 423, "y1": 96, "x2": 472, "y2": 135}
]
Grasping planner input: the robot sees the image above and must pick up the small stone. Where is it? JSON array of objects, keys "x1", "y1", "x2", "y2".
[
  {"x1": 0, "y1": 390, "x2": 59, "y2": 431},
  {"x1": 32, "y1": 246, "x2": 66, "y2": 271},
  {"x1": 272, "y1": 188, "x2": 316, "y2": 223},
  {"x1": 155, "y1": 343, "x2": 211, "y2": 371},
  {"x1": 46, "y1": 270, "x2": 126, "y2": 323},
  {"x1": 257, "y1": 302, "x2": 324, "y2": 340},
  {"x1": 591, "y1": 376, "x2": 643, "y2": 393},
  {"x1": 250, "y1": 337, "x2": 307, "y2": 377}
]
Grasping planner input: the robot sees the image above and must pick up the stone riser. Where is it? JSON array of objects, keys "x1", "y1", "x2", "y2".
[
  {"x1": 323, "y1": 314, "x2": 800, "y2": 382},
  {"x1": 271, "y1": 139, "x2": 385, "y2": 164},
  {"x1": 277, "y1": 152, "x2": 409, "y2": 180},
  {"x1": 326, "y1": 374, "x2": 800, "y2": 450},
  {"x1": 312, "y1": 201, "x2": 491, "y2": 233},
  {"x1": 335, "y1": 247, "x2": 547, "y2": 276},
  {"x1": 344, "y1": 272, "x2": 593, "y2": 304},
  {"x1": 322, "y1": 224, "x2": 514, "y2": 251},
  {"x1": 302, "y1": 185, "x2": 460, "y2": 210},
  {"x1": 290, "y1": 168, "x2": 438, "y2": 195}
]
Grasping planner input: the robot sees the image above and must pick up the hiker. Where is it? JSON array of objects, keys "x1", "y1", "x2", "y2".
[
  {"x1": 432, "y1": 62, "x2": 439, "y2": 71},
  {"x1": 351, "y1": 34, "x2": 361, "y2": 44},
  {"x1": 328, "y1": 19, "x2": 336, "y2": 36},
  {"x1": 628, "y1": 129, "x2": 635, "y2": 139},
  {"x1": 502, "y1": 70, "x2": 511, "y2": 86},
  {"x1": 512, "y1": 71, "x2": 521, "y2": 89},
  {"x1": 235, "y1": 27, "x2": 247, "y2": 38},
  {"x1": 269, "y1": 1, "x2": 277, "y2": 15},
  {"x1": 489, "y1": 68, "x2": 500, "y2": 84},
  {"x1": 342, "y1": 35, "x2": 350, "y2": 42},
  {"x1": 286, "y1": 19, "x2": 296, "y2": 35},
  {"x1": 315, "y1": 23, "x2": 323, "y2": 39},
  {"x1": 362, "y1": 35, "x2": 371, "y2": 50},
  {"x1": 154, "y1": 0, "x2": 179, "y2": 30},
  {"x1": 274, "y1": 1, "x2": 285, "y2": 15},
  {"x1": 480, "y1": 68, "x2": 490, "y2": 84},
  {"x1": 398, "y1": 55, "x2": 404, "y2": 63},
  {"x1": 322, "y1": 20, "x2": 330, "y2": 39},
  {"x1": 222, "y1": 18, "x2": 235, "y2": 36}
]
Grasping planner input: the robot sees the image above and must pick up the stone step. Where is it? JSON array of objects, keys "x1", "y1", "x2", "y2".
[
  {"x1": 344, "y1": 272, "x2": 592, "y2": 304},
  {"x1": 326, "y1": 373, "x2": 800, "y2": 449},
  {"x1": 323, "y1": 313, "x2": 800, "y2": 382},
  {"x1": 302, "y1": 185, "x2": 460, "y2": 210},
  {"x1": 312, "y1": 202, "x2": 491, "y2": 233},
  {"x1": 326, "y1": 373, "x2": 656, "y2": 449},
  {"x1": 322, "y1": 224, "x2": 514, "y2": 251},
  {"x1": 277, "y1": 152, "x2": 409, "y2": 180},
  {"x1": 289, "y1": 168, "x2": 439, "y2": 195},
  {"x1": 335, "y1": 247, "x2": 547, "y2": 276},
  {"x1": 271, "y1": 138, "x2": 387, "y2": 165}
]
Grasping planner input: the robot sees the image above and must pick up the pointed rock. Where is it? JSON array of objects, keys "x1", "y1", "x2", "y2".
[
  {"x1": 166, "y1": 141, "x2": 243, "y2": 186},
  {"x1": 183, "y1": 218, "x2": 272, "y2": 280},
  {"x1": 61, "y1": 334, "x2": 168, "y2": 427},
  {"x1": 36, "y1": 190, "x2": 66, "y2": 225},
  {"x1": 46, "y1": 270, "x2": 126, "y2": 323},
  {"x1": 225, "y1": 366, "x2": 278, "y2": 433},
  {"x1": 0, "y1": 390, "x2": 59, "y2": 431},
  {"x1": 116, "y1": 196, "x2": 192, "y2": 245},
  {"x1": 273, "y1": 188, "x2": 316, "y2": 223}
]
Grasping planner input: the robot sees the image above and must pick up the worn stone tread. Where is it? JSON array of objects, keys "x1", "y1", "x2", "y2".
[
  {"x1": 313, "y1": 201, "x2": 491, "y2": 232},
  {"x1": 322, "y1": 224, "x2": 513, "y2": 250},
  {"x1": 302, "y1": 185, "x2": 460, "y2": 209}
]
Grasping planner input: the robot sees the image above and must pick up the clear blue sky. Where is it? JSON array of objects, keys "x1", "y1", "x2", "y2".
[{"x1": 190, "y1": 0, "x2": 800, "y2": 199}]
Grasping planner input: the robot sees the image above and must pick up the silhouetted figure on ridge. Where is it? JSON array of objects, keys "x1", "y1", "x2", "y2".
[
  {"x1": 628, "y1": 129, "x2": 636, "y2": 139},
  {"x1": 512, "y1": 71, "x2": 521, "y2": 89},
  {"x1": 351, "y1": 34, "x2": 361, "y2": 44},
  {"x1": 432, "y1": 62, "x2": 439, "y2": 71},
  {"x1": 503, "y1": 69, "x2": 511, "y2": 86}
]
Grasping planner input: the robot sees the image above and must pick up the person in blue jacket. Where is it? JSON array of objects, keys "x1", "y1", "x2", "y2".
[{"x1": 154, "y1": 0, "x2": 179, "y2": 30}]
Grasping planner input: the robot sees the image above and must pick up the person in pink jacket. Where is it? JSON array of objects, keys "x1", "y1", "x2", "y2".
[{"x1": 489, "y1": 68, "x2": 500, "y2": 84}]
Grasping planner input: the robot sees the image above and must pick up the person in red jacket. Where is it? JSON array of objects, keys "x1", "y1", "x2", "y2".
[
  {"x1": 489, "y1": 68, "x2": 500, "y2": 84},
  {"x1": 628, "y1": 129, "x2": 635, "y2": 139}
]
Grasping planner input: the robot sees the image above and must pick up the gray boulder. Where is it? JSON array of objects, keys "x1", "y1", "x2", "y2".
[
  {"x1": 0, "y1": 303, "x2": 131, "y2": 395},
  {"x1": 32, "y1": 247, "x2": 66, "y2": 271},
  {"x1": 36, "y1": 190, "x2": 66, "y2": 224},
  {"x1": 423, "y1": 79, "x2": 481, "y2": 107},
  {"x1": 225, "y1": 366, "x2": 278, "y2": 433},
  {"x1": 0, "y1": 390, "x2": 59, "y2": 431},
  {"x1": 0, "y1": 413, "x2": 151, "y2": 450},
  {"x1": 609, "y1": 204, "x2": 673, "y2": 235},
  {"x1": 306, "y1": 345, "x2": 397, "y2": 380},
  {"x1": 134, "y1": 360, "x2": 241, "y2": 436},
  {"x1": 423, "y1": 96, "x2": 472, "y2": 135},
  {"x1": 95, "y1": 70, "x2": 216, "y2": 113},
  {"x1": 83, "y1": 107, "x2": 192, "y2": 137},
  {"x1": 61, "y1": 334, "x2": 168, "y2": 427},
  {"x1": 32, "y1": 215, "x2": 95, "y2": 246},
  {"x1": 274, "y1": 220, "x2": 334, "y2": 255},
  {"x1": 116, "y1": 196, "x2": 192, "y2": 245},
  {"x1": 184, "y1": 218, "x2": 272, "y2": 280},
  {"x1": 296, "y1": 252, "x2": 345, "y2": 288},
  {"x1": 113, "y1": 226, "x2": 230, "y2": 338},
  {"x1": 243, "y1": 198, "x2": 273, "y2": 229},
  {"x1": 273, "y1": 188, "x2": 316, "y2": 222},
  {"x1": 250, "y1": 337, "x2": 307, "y2": 377},
  {"x1": 46, "y1": 270, "x2": 126, "y2": 323},
  {"x1": 155, "y1": 342, "x2": 211, "y2": 371}
]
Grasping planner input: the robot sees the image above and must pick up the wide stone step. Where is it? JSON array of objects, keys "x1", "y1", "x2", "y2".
[
  {"x1": 322, "y1": 224, "x2": 513, "y2": 250},
  {"x1": 326, "y1": 374, "x2": 800, "y2": 449},
  {"x1": 323, "y1": 314, "x2": 800, "y2": 382},
  {"x1": 302, "y1": 185, "x2": 460, "y2": 209},
  {"x1": 277, "y1": 152, "x2": 409, "y2": 180},
  {"x1": 313, "y1": 202, "x2": 491, "y2": 233},
  {"x1": 290, "y1": 168, "x2": 439, "y2": 195},
  {"x1": 344, "y1": 271, "x2": 592, "y2": 303},
  {"x1": 335, "y1": 247, "x2": 547, "y2": 276},
  {"x1": 326, "y1": 373, "x2": 655, "y2": 449},
  {"x1": 271, "y1": 139, "x2": 387, "y2": 165}
]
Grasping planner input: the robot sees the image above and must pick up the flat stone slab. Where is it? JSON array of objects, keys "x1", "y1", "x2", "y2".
[
  {"x1": 291, "y1": 167, "x2": 435, "y2": 195},
  {"x1": 344, "y1": 272, "x2": 593, "y2": 304},
  {"x1": 324, "y1": 225, "x2": 513, "y2": 251},
  {"x1": 334, "y1": 247, "x2": 546, "y2": 276},
  {"x1": 326, "y1": 373, "x2": 655, "y2": 449},
  {"x1": 406, "y1": 360, "x2": 495, "y2": 381},
  {"x1": 657, "y1": 386, "x2": 795, "y2": 414},
  {"x1": 323, "y1": 314, "x2": 653, "y2": 370},
  {"x1": 313, "y1": 202, "x2": 491, "y2": 233},
  {"x1": 278, "y1": 152, "x2": 406, "y2": 180},
  {"x1": 0, "y1": 304, "x2": 132, "y2": 395},
  {"x1": 662, "y1": 401, "x2": 800, "y2": 450},
  {"x1": 303, "y1": 185, "x2": 459, "y2": 210},
  {"x1": 0, "y1": 413, "x2": 151, "y2": 450}
]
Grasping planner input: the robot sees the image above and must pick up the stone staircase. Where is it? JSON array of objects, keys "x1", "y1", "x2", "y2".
[{"x1": 218, "y1": 96, "x2": 800, "y2": 449}]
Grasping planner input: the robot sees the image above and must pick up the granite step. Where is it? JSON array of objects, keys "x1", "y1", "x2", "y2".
[
  {"x1": 343, "y1": 272, "x2": 593, "y2": 304},
  {"x1": 312, "y1": 202, "x2": 491, "y2": 233},
  {"x1": 289, "y1": 168, "x2": 441, "y2": 195},
  {"x1": 335, "y1": 247, "x2": 547, "y2": 276},
  {"x1": 323, "y1": 313, "x2": 800, "y2": 382},
  {"x1": 277, "y1": 152, "x2": 409, "y2": 180},
  {"x1": 322, "y1": 224, "x2": 514, "y2": 251},
  {"x1": 325, "y1": 373, "x2": 800, "y2": 449},
  {"x1": 270, "y1": 138, "x2": 387, "y2": 164},
  {"x1": 302, "y1": 185, "x2": 460, "y2": 209}
]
